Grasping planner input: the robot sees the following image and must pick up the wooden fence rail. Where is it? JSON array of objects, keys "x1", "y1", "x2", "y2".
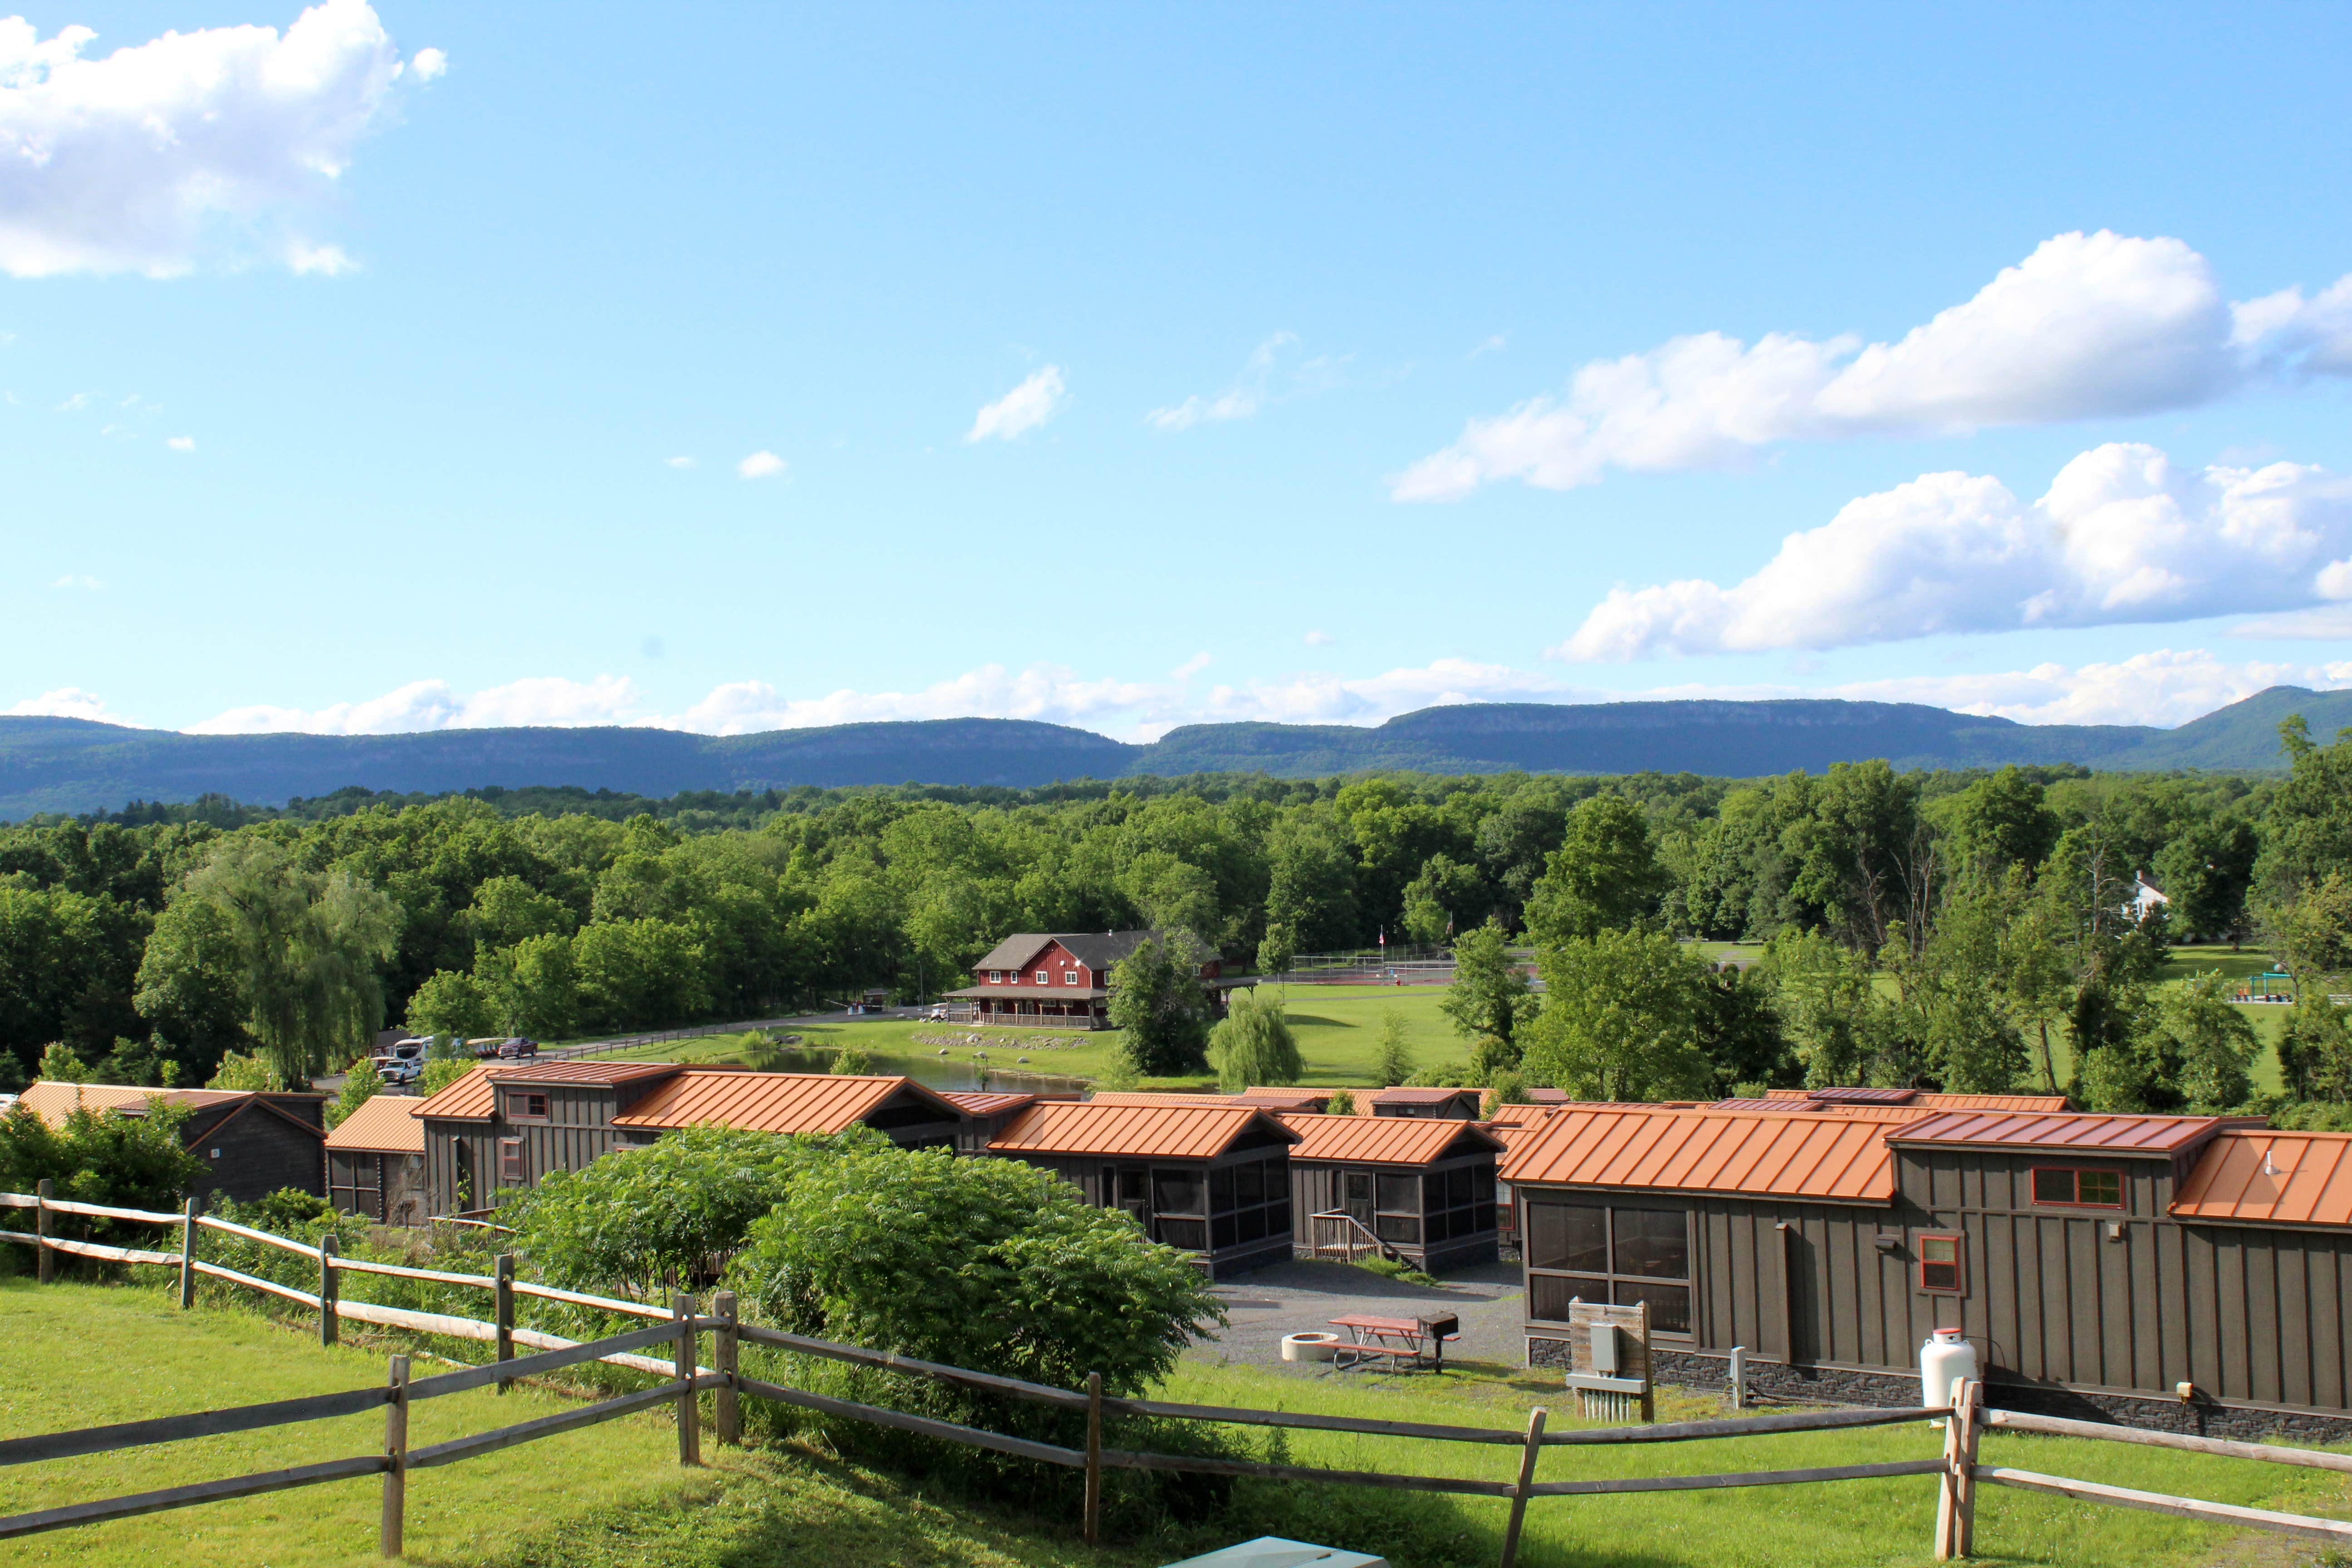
[{"x1": 10, "y1": 1195, "x2": 2352, "y2": 1564}]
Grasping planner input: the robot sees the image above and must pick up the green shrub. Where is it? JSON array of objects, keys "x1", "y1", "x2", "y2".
[
  {"x1": 510, "y1": 1125, "x2": 822, "y2": 1301},
  {"x1": 828, "y1": 1046, "x2": 876, "y2": 1075},
  {"x1": 327, "y1": 1057, "x2": 381, "y2": 1128},
  {"x1": 0, "y1": 1098, "x2": 206, "y2": 1241}
]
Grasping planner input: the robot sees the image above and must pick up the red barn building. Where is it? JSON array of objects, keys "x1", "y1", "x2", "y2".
[{"x1": 943, "y1": 930, "x2": 1246, "y2": 1029}]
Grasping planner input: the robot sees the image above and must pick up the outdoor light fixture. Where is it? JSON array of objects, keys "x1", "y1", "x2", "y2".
[{"x1": 2176, "y1": 1381, "x2": 2196, "y2": 1403}]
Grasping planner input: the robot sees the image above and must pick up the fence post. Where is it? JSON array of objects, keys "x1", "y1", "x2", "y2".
[
  {"x1": 1954, "y1": 1378, "x2": 1980, "y2": 1558},
  {"x1": 33, "y1": 1179, "x2": 51, "y2": 1285},
  {"x1": 673, "y1": 1293, "x2": 701, "y2": 1467},
  {"x1": 1497, "y1": 1404, "x2": 1548, "y2": 1568},
  {"x1": 178, "y1": 1196, "x2": 201, "y2": 1309},
  {"x1": 1729, "y1": 1345, "x2": 1746, "y2": 1410},
  {"x1": 494, "y1": 1254, "x2": 515, "y2": 1392},
  {"x1": 318, "y1": 1235, "x2": 339, "y2": 1346},
  {"x1": 1084, "y1": 1371, "x2": 1103, "y2": 1546},
  {"x1": 381, "y1": 1353, "x2": 410, "y2": 1559},
  {"x1": 713, "y1": 1290, "x2": 740, "y2": 1446},
  {"x1": 1934, "y1": 1376, "x2": 1982, "y2": 1559}
]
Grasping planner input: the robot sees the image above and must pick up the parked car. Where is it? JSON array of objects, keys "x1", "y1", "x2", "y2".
[
  {"x1": 494, "y1": 1037, "x2": 538, "y2": 1059},
  {"x1": 374, "y1": 1054, "x2": 423, "y2": 1087}
]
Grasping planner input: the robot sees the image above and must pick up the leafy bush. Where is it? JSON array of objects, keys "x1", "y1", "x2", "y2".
[
  {"x1": 207, "y1": 1051, "x2": 276, "y2": 1090},
  {"x1": 414, "y1": 1059, "x2": 472, "y2": 1098},
  {"x1": 731, "y1": 1141, "x2": 1221, "y2": 1394},
  {"x1": 1323, "y1": 1087, "x2": 1357, "y2": 1116},
  {"x1": 35, "y1": 1043, "x2": 92, "y2": 1082},
  {"x1": 828, "y1": 1046, "x2": 876, "y2": 1075},
  {"x1": 328, "y1": 1057, "x2": 381, "y2": 1128},
  {"x1": 0, "y1": 1098, "x2": 205, "y2": 1250},
  {"x1": 1480, "y1": 1071, "x2": 1530, "y2": 1117},
  {"x1": 510, "y1": 1125, "x2": 821, "y2": 1301}
]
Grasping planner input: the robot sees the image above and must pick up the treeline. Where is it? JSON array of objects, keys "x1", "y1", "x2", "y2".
[{"x1": 3, "y1": 719, "x2": 2349, "y2": 1106}]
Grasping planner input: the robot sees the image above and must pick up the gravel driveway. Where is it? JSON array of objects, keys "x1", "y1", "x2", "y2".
[{"x1": 1193, "y1": 1258, "x2": 1528, "y2": 1378}]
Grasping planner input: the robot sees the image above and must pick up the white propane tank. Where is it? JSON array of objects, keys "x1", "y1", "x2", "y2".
[{"x1": 1920, "y1": 1327, "x2": 1978, "y2": 1423}]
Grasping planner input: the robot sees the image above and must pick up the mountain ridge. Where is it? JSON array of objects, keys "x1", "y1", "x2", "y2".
[{"x1": 2, "y1": 686, "x2": 2345, "y2": 820}]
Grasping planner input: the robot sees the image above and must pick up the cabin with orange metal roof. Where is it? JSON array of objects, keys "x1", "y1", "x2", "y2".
[
  {"x1": 1280, "y1": 1112, "x2": 1506, "y2": 1272},
  {"x1": 414, "y1": 1063, "x2": 970, "y2": 1216},
  {"x1": 18, "y1": 1080, "x2": 329, "y2": 1205},
  {"x1": 1503, "y1": 1090, "x2": 2352, "y2": 1441},
  {"x1": 985, "y1": 1100, "x2": 1299, "y2": 1278}
]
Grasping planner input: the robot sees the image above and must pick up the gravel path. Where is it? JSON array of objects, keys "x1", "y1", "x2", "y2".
[{"x1": 1193, "y1": 1258, "x2": 1528, "y2": 1380}]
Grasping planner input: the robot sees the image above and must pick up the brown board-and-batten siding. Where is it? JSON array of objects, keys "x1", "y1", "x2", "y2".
[
  {"x1": 184, "y1": 1100, "x2": 328, "y2": 1204},
  {"x1": 425, "y1": 1082, "x2": 642, "y2": 1213}
]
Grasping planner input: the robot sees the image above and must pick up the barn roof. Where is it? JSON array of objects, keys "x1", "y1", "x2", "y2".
[
  {"x1": 414, "y1": 1065, "x2": 499, "y2": 1121},
  {"x1": 325, "y1": 1094, "x2": 426, "y2": 1155},
  {"x1": 2173, "y1": 1131, "x2": 2352, "y2": 1228},
  {"x1": 989, "y1": 1101, "x2": 1298, "y2": 1161},
  {"x1": 971, "y1": 930, "x2": 1166, "y2": 974},
  {"x1": 1278, "y1": 1112, "x2": 1504, "y2": 1166},
  {"x1": 612, "y1": 1071, "x2": 965, "y2": 1135},
  {"x1": 1502, "y1": 1105, "x2": 1916, "y2": 1204},
  {"x1": 1887, "y1": 1109, "x2": 2234, "y2": 1156},
  {"x1": 1367, "y1": 1087, "x2": 1480, "y2": 1106}
]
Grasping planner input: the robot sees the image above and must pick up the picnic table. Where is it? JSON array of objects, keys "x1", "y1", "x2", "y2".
[{"x1": 1328, "y1": 1311, "x2": 1460, "y2": 1373}]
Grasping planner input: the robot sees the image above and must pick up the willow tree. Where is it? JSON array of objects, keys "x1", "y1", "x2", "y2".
[
  {"x1": 1207, "y1": 988, "x2": 1303, "y2": 1091},
  {"x1": 136, "y1": 839, "x2": 397, "y2": 1089}
]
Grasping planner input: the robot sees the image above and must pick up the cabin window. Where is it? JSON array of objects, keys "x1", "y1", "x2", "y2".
[
  {"x1": 498, "y1": 1137, "x2": 526, "y2": 1184},
  {"x1": 989, "y1": 970, "x2": 1004, "y2": 984},
  {"x1": 2031, "y1": 1167, "x2": 2123, "y2": 1208},
  {"x1": 1919, "y1": 1233, "x2": 1964, "y2": 1293},
  {"x1": 1523, "y1": 1200, "x2": 1692, "y2": 1335},
  {"x1": 1063, "y1": 970, "x2": 1081, "y2": 985},
  {"x1": 506, "y1": 1093, "x2": 549, "y2": 1122}
]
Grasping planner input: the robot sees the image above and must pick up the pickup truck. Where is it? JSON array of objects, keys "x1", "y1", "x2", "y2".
[{"x1": 469, "y1": 1037, "x2": 539, "y2": 1060}]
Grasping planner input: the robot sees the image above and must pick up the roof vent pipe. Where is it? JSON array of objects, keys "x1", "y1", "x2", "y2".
[{"x1": 2264, "y1": 1149, "x2": 2278, "y2": 1177}]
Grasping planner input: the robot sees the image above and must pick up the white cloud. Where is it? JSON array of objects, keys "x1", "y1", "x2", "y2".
[
  {"x1": 667, "y1": 664, "x2": 1175, "y2": 736},
  {"x1": 187, "y1": 675, "x2": 639, "y2": 735},
  {"x1": 1303, "y1": 630, "x2": 1332, "y2": 647},
  {"x1": 663, "y1": 456, "x2": 695, "y2": 469},
  {"x1": 407, "y1": 45, "x2": 446, "y2": 82},
  {"x1": 54, "y1": 392, "x2": 91, "y2": 412},
  {"x1": 6, "y1": 686, "x2": 127, "y2": 722},
  {"x1": 736, "y1": 450, "x2": 786, "y2": 479},
  {"x1": 1561, "y1": 443, "x2": 2352, "y2": 660},
  {"x1": 1147, "y1": 333, "x2": 1296, "y2": 431},
  {"x1": 165, "y1": 435, "x2": 194, "y2": 452},
  {"x1": 966, "y1": 366, "x2": 1065, "y2": 442},
  {"x1": 1171, "y1": 652, "x2": 1212, "y2": 679},
  {"x1": 1820, "y1": 649, "x2": 2352, "y2": 729},
  {"x1": 1396, "y1": 231, "x2": 2352, "y2": 500},
  {"x1": 0, "y1": 0, "x2": 440, "y2": 278},
  {"x1": 48, "y1": 573, "x2": 101, "y2": 589}
]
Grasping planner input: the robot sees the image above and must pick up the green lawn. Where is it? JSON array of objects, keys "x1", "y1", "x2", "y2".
[
  {"x1": 598, "y1": 984, "x2": 1481, "y2": 1093},
  {"x1": 8, "y1": 1276, "x2": 2347, "y2": 1568}
]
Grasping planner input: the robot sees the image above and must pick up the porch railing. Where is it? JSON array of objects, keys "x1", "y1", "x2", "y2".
[{"x1": 1307, "y1": 1210, "x2": 1406, "y2": 1265}]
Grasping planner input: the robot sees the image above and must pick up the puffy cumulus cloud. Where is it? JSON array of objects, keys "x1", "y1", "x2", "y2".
[
  {"x1": 666, "y1": 664, "x2": 1178, "y2": 736},
  {"x1": 1395, "y1": 232, "x2": 2352, "y2": 500},
  {"x1": 187, "y1": 675, "x2": 638, "y2": 735},
  {"x1": 1196, "y1": 658, "x2": 1586, "y2": 725},
  {"x1": 6, "y1": 686, "x2": 129, "y2": 721},
  {"x1": 0, "y1": 0, "x2": 440, "y2": 279},
  {"x1": 1561, "y1": 444, "x2": 2352, "y2": 660},
  {"x1": 736, "y1": 450, "x2": 786, "y2": 479},
  {"x1": 965, "y1": 366, "x2": 1065, "y2": 442}
]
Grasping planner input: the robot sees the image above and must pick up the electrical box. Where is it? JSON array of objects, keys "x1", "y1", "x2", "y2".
[{"x1": 1159, "y1": 1538, "x2": 1389, "y2": 1568}]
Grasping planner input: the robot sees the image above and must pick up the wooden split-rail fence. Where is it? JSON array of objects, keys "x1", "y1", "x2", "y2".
[{"x1": 6, "y1": 1186, "x2": 2352, "y2": 1565}]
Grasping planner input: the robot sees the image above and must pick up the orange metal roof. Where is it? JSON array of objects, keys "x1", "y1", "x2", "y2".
[
  {"x1": 1235, "y1": 1087, "x2": 1331, "y2": 1109},
  {"x1": 1086, "y1": 1091, "x2": 1240, "y2": 1107},
  {"x1": 1758, "y1": 1087, "x2": 2069, "y2": 1113},
  {"x1": 1367, "y1": 1086, "x2": 1480, "y2": 1105},
  {"x1": 1501, "y1": 1106, "x2": 1909, "y2": 1203},
  {"x1": 612, "y1": 1071, "x2": 963, "y2": 1135},
  {"x1": 1278, "y1": 1112, "x2": 1504, "y2": 1166},
  {"x1": 16, "y1": 1082, "x2": 245, "y2": 1126},
  {"x1": 989, "y1": 1101, "x2": 1298, "y2": 1160},
  {"x1": 940, "y1": 1090, "x2": 1039, "y2": 1116},
  {"x1": 414, "y1": 1065, "x2": 500, "y2": 1121},
  {"x1": 2173, "y1": 1131, "x2": 2352, "y2": 1227},
  {"x1": 475, "y1": 1060, "x2": 683, "y2": 1088},
  {"x1": 325, "y1": 1094, "x2": 426, "y2": 1154},
  {"x1": 1889, "y1": 1109, "x2": 2228, "y2": 1154}
]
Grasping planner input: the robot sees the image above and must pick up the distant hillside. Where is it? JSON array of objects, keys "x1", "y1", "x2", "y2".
[{"x1": 3, "y1": 686, "x2": 2347, "y2": 820}]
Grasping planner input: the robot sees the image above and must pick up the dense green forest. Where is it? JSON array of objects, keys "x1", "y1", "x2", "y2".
[{"x1": 6, "y1": 717, "x2": 2352, "y2": 1117}]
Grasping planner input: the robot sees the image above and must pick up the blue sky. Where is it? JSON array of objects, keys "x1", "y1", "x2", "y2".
[{"x1": 5, "y1": 1, "x2": 2350, "y2": 740}]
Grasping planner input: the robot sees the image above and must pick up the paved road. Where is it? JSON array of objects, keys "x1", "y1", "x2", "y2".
[{"x1": 1196, "y1": 1258, "x2": 1529, "y2": 1378}]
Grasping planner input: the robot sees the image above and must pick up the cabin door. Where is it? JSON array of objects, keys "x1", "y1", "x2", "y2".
[
  {"x1": 1115, "y1": 1165, "x2": 1151, "y2": 1225},
  {"x1": 1342, "y1": 1170, "x2": 1374, "y2": 1230}
]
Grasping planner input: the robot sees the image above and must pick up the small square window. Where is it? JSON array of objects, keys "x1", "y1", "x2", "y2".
[
  {"x1": 1035, "y1": 969, "x2": 1049, "y2": 984},
  {"x1": 1919, "y1": 1234, "x2": 1963, "y2": 1294},
  {"x1": 1063, "y1": 970, "x2": 1080, "y2": 985}
]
